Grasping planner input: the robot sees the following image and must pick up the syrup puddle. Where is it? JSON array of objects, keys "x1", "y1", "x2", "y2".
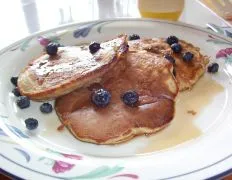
[{"x1": 138, "y1": 75, "x2": 224, "y2": 154}]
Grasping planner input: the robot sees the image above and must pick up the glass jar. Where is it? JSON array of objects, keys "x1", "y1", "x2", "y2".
[{"x1": 138, "y1": 0, "x2": 185, "y2": 21}]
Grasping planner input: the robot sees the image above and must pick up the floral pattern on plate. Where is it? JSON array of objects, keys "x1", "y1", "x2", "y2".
[{"x1": 1, "y1": 19, "x2": 232, "y2": 180}]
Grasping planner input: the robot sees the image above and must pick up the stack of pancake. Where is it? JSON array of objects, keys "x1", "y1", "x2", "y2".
[{"x1": 18, "y1": 35, "x2": 209, "y2": 144}]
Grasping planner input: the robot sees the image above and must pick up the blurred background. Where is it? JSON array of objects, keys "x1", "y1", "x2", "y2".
[
  {"x1": 0, "y1": 0, "x2": 232, "y2": 179},
  {"x1": 0, "y1": 0, "x2": 231, "y2": 49}
]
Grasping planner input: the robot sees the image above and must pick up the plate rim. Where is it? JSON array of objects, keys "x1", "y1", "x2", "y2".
[
  {"x1": 0, "y1": 18, "x2": 232, "y2": 179},
  {"x1": 0, "y1": 17, "x2": 232, "y2": 55}
]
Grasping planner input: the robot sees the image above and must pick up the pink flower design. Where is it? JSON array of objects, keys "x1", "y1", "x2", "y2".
[
  {"x1": 52, "y1": 160, "x2": 74, "y2": 173},
  {"x1": 216, "y1": 48, "x2": 232, "y2": 58},
  {"x1": 52, "y1": 153, "x2": 82, "y2": 173},
  {"x1": 62, "y1": 153, "x2": 83, "y2": 160},
  {"x1": 110, "y1": 174, "x2": 139, "y2": 179},
  {"x1": 37, "y1": 36, "x2": 51, "y2": 47}
]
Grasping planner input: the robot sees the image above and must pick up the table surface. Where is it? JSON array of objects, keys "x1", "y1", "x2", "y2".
[{"x1": 0, "y1": 0, "x2": 231, "y2": 179}]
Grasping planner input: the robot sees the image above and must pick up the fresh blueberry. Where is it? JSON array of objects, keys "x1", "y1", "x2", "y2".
[
  {"x1": 10, "y1": 76, "x2": 18, "y2": 86},
  {"x1": 164, "y1": 54, "x2": 175, "y2": 64},
  {"x1": 166, "y1": 36, "x2": 179, "y2": 45},
  {"x1": 25, "y1": 118, "x2": 38, "y2": 130},
  {"x1": 171, "y1": 43, "x2": 182, "y2": 53},
  {"x1": 12, "y1": 87, "x2": 21, "y2": 97},
  {"x1": 207, "y1": 63, "x2": 219, "y2": 73},
  {"x1": 40, "y1": 103, "x2": 53, "y2": 113},
  {"x1": 183, "y1": 52, "x2": 194, "y2": 62},
  {"x1": 89, "y1": 42, "x2": 101, "y2": 54},
  {"x1": 91, "y1": 88, "x2": 111, "y2": 107},
  {"x1": 16, "y1": 96, "x2": 30, "y2": 109},
  {"x1": 121, "y1": 90, "x2": 139, "y2": 107},
  {"x1": 128, "y1": 34, "x2": 140, "y2": 41},
  {"x1": 46, "y1": 43, "x2": 59, "y2": 55}
]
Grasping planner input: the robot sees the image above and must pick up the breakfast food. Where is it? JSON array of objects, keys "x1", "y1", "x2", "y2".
[
  {"x1": 17, "y1": 35, "x2": 128, "y2": 101},
  {"x1": 207, "y1": 63, "x2": 219, "y2": 73},
  {"x1": 10, "y1": 76, "x2": 18, "y2": 86},
  {"x1": 40, "y1": 103, "x2": 53, "y2": 113},
  {"x1": 15, "y1": 33, "x2": 212, "y2": 145},
  {"x1": 16, "y1": 96, "x2": 30, "y2": 109},
  {"x1": 55, "y1": 50, "x2": 178, "y2": 144},
  {"x1": 128, "y1": 37, "x2": 209, "y2": 91},
  {"x1": 12, "y1": 87, "x2": 21, "y2": 97},
  {"x1": 24, "y1": 118, "x2": 38, "y2": 130}
]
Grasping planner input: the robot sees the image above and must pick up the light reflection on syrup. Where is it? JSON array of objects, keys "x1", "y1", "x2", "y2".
[{"x1": 138, "y1": 75, "x2": 224, "y2": 154}]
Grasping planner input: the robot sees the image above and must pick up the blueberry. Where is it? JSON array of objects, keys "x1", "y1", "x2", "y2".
[
  {"x1": 10, "y1": 76, "x2": 18, "y2": 86},
  {"x1": 89, "y1": 42, "x2": 101, "y2": 54},
  {"x1": 166, "y1": 36, "x2": 179, "y2": 45},
  {"x1": 121, "y1": 90, "x2": 139, "y2": 107},
  {"x1": 46, "y1": 43, "x2": 59, "y2": 55},
  {"x1": 164, "y1": 54, "x2": 175, "y2": 64},
  {"x1": 171, "y1": 43, "x2": 182, "y2": 53},
  {"x1": 25, "y1": 118, "x2": 38, "y2": 130},
  {"x1": 40, "y1": 103, "x2": 53, "y2": 113},
  {"x1": 128, "y1": 34, "x2": 140, "y2": 41},
  {"x1": 183, "y1": 52, "x2": 194, "y2": 62},
  {"x1": 91, "y1": 88, "x2": 111, "y2": 107},
  {"x1": 12, "y1": 87, "x2": 21, "y2": 97},
  {"x1": 207, "y1": 63, "x2": 219, "y2": 73},
  {"x1": 16, "y1": 96, "x2": 30, "y2": 109}
]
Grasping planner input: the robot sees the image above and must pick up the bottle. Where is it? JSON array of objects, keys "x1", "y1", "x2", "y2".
[{"x1": 138, "y1": 0, "x2": 185, "y2": 21}]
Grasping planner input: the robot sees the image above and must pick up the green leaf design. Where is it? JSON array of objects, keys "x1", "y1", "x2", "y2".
[
  {"x1": 206, "y1": 39, "x2": 232, "y2": 45},
  {"x1": 226, "y1": 55, "x2": 232, "y2": 64},
  {"x1": 20, "y1": 37, "x2": 33, "y2": 51},
  {"x1": 97, "y1": 21, "x2": 113, "y2": 34},
  {"x1": 208, "y1": 24, "x2": 225, "y2": 35},
  {"x1": 38, "y1": 157, "x2": 46, "y2": 161},
  {"x1": 46, "y1": 35, "x2": 61, "y2": 43},
  {"x1": 70, "y1": 165, "x2": 124, "y2": 179},
  {"x1": 45, "y1": 160, "x2": 55, "y2": 166},
  {"x1": 38, "y1": 156, "x2": 55, "y2": 166}
]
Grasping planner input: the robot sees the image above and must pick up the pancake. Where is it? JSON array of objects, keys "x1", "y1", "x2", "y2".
[
  {"x1": 129, "y1": 38, "x2": 209, "y2": 91},
  {"x1": 55, "y1": 50, "x2": 178, "y2": 144},
  {"x1": 18, "y1": 35, "x2": 128, "y2": 101}
]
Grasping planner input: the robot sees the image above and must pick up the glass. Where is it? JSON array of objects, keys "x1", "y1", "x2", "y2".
[
  {"x1": 200, "y1": 0, "x2": 232, "y2": 22},
  {"x1": 138, "y1": 0, "x2": 185, "y2": 21}
]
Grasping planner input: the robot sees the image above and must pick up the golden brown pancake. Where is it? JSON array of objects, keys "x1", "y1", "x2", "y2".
[
  {"x1": 129, "y1": 38, "x2": 209, "y2": 91},
  {"x1": 55, "y1": 50, "x2": 178, "y2": 144},
  {"x1": 18, "y1": 35, "x2": 128, "y2": 101}
]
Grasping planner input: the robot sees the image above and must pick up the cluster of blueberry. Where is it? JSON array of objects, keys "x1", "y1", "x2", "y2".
[
  {"x1": 166, "y1": 35, "x2": 219, "y2": 73},
  {"x1": 14, "y1": 34, "x2": 220, "y2": 129},
  {"x1": 91, "y1": 88, "x2": 138, "y2": 108},
  {"x1": 166, "y1": 36, "x2": 194, "y2": 62},
  {"x1": 10, "y1": 77, "x2": 53, "y2": 130}
]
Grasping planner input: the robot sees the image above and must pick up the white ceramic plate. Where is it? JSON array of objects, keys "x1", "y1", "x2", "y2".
[{"x1": 0, "y1": 19, "x2": 232, "y2": 180}]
